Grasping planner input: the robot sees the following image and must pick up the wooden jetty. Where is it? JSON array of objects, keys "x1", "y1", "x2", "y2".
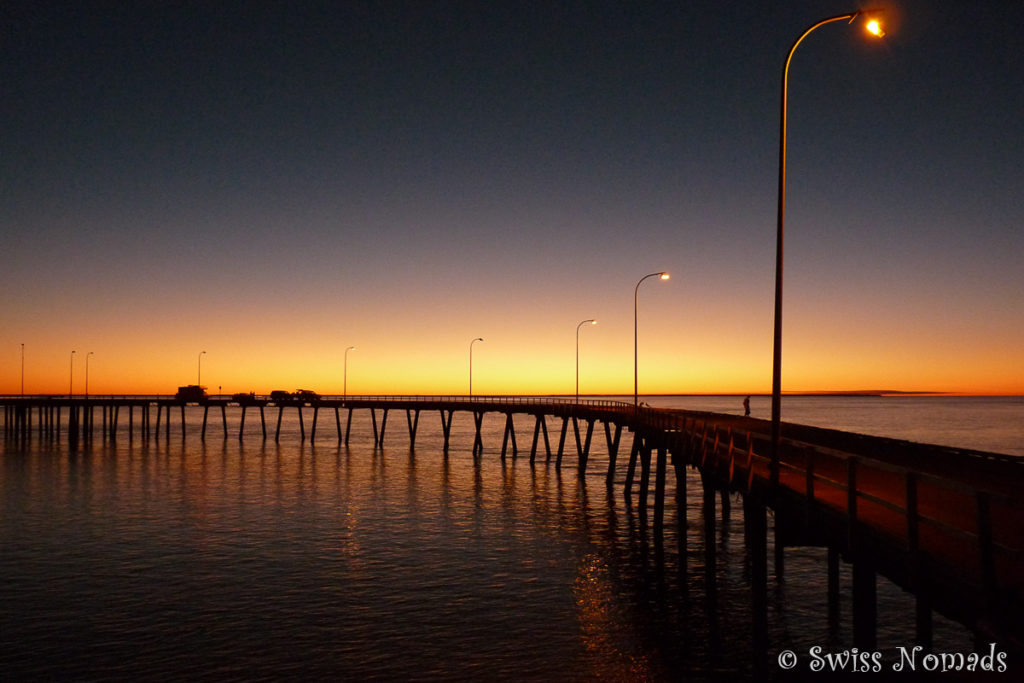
[{"x1": 3, "y1": 393, "x2": 1022, "y2": 670}]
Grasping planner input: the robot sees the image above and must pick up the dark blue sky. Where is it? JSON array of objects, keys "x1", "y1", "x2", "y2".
[{"x1": 2, "y1": 1, "x2": 1022, "y2": 394}]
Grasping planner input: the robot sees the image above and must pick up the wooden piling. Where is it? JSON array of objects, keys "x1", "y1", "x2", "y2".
[
  {"x1": 501, "y1": 413, "x2": 517, "y2": 460},
  {"x1": 529, "y1": 414, "x2": 550, "y2": 463},
  {"x1": 406, "y1": 409, "x2": 420, "y2": 449},
  {"x1": 638, "y1": 442, "x2": 652, "y2": 515},
  {"x1": 604, "y1": 421, "x2": 622, "y2": 487},
  {"x1": 439, "y1": 409, "x2": 454, "y2": 453},
  {"x1": 624, "y1": 433, "x2": 642, "y2": 497},
  {"x1": 556, "y1": 417, "x2": 569, "y2": 466},
  {"x1": 472, "y1": 410, "x2": 484, "y2": 456}
]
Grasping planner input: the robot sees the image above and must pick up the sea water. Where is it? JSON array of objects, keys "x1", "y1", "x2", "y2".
[
  {"x1": 641, "y1": 394, "x2": 1024, "y2": 457},
  {"x1": 3, "y1": 396, "x2": 1012, "y2": 680}
]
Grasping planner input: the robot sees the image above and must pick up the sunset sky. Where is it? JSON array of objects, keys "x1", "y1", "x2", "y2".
[{"x1": 1, "y1": 1, "x2": 1022, "y2": 396}]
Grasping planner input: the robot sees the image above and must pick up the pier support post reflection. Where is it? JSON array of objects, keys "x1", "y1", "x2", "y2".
[
  {"x1": 701, "y1": 470, "x2": 717, "y2": 589},
  {"x1": 828, "y1": 545, "x2": 841, "y2": 629},
  {"x1": 853, "y1": 557, "x2": 878, "y2": 650},
  {"x1": 653, "y1": 444, "x2": 667, "y2": 531},
  {"x1": 775, "y1": 524, "x2": 785, "y2": 581},
  {"x1": 916, "y1": 592, "x2": 933, "y2": 651},
  {"x1": 638, "y1": 442, "x2": 652, "y2": 517},
  {"x1": 744, "y1": 492, "x2": 769, "y2": 677},
  {"x1": 672, "y1": 452, "x2": 689, "y2": 587}
]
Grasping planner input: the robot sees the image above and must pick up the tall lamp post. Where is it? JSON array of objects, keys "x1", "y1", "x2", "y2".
[
  {"x1": 575, "y1": 319, "x2": 596, "y2": 403},
  {"x1": 770, "y1": 11, "x2": 885, "y2": 484},
  {"x1": 198, "y1": 350, "x2": 206, "y2": 386},
  {"x1": 469, "y1": 337, "x2": 483, "y2": 398},
  {"x1": 20, "y1": 343, "x2": 24, "y2": 396},
  {"x1": 85, "y1": 351, "x2": 94, "y2": 398},
  {"x1": 69, "y1": 350, "x2": 76, "y2": 398},
  {"x1": 634, "y1": 272, "x2": 669, "y2": 406},
  {"x1": 344, "y1": 346, "x2": 355, "y2": 401}
]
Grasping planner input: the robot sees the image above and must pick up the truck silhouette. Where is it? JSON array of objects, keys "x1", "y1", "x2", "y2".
[{"x1": 175, "y1": 385, "x2": 207, "y2": 402}]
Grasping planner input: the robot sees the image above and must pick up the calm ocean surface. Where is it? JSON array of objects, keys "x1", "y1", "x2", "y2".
[{"x1": 2, "y1": 396, "x2": 1018, "y2": 680}]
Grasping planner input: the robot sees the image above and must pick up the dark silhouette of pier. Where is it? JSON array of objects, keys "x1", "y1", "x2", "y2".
[{"x1": 3, "y1": 393, "x2": 1022, "y2": 672}]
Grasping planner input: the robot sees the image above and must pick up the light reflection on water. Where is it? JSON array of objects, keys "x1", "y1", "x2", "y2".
[{"x1": 1, "y1": 405, "x2": 976, "y2": 680}]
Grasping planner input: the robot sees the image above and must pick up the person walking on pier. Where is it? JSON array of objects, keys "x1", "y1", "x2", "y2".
[{"x1": 743, "y1": 395, "x2": 751, "y2": 417}]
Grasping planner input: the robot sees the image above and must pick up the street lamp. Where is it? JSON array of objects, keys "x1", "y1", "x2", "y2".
[
  {"x1": 576, "y1": 319, "x2": 596, "y2": 403},
  {"x1": 634, "y1": 272, "x2": 669, "y2": 406},
  {"x1": 20, "y1": 343, "x2": 24, "y2": 396},
  {"x1": 85, "y1": 351, "x2": 94, "y2": 398},
  {"x1": 770, "y1": 10, "x2": 885, "y2": 484},
  {"x1": 344, "y1": 346, "x2": 355, "y2": 400},
  {"x1": 469, "y1": 337, "x2": 483, "y2": 398},
  {"x1": 69, "y1": 350, "x2": 76, "y2": 398},
  {"x1": 198, "y1": 350, "x2": 206, "y2": 386}
]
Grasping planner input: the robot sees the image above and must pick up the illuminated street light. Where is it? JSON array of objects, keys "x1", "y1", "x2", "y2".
[
  {"x1": 344, "y1": 346, "x2": 356, "y2": 401},
  {"x1": 576, "y1": 319, "x2": 596, "y2": 403},
  {"x1": 469, "y1": 337, "x2": 484, "y2": 398},
  {"x1": 770, "y1": 10, "x2": 885, "y2": 484},
  {"x1": 85, "y1": 351, "x2": 94, "y2": 398},
  {"x1": 634, "y1": 272, "x2": 669, "y2": 406},
  {"x1": 69, "y1": 350, "x2": 76, "y2": 398},
  {"x1": 198, "y1": 350, "x2": 206, "y2": 386}
]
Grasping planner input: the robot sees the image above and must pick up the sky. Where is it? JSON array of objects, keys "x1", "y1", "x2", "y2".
[{"x1": 1, "y1": 0, "x2": 1022, "y2": 396}]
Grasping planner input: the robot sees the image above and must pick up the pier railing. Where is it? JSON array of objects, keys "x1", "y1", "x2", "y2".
[{"x1": 665, "y1": 412, "x2": 1024, "y2": 652}]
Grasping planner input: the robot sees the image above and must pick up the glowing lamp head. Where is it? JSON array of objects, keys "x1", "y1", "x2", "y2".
[
  {"x1": 865, "y1": 18, "x2": 885, "y2": 37},
  {"x1": 590, "y1": 320, "x2": 597, "y2": 325},
  {"x1": 659, "y1": 272, "x2": 670, "y2": 280}
]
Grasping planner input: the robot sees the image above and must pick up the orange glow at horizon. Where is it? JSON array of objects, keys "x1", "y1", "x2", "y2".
[{"x1": 4, "y1": 322, "x2": 1023, "y2": 397}]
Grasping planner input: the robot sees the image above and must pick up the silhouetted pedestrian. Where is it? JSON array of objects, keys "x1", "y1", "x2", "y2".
[{"x1": 743, "y1": 395, "x2": 750, "y2": 417}]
